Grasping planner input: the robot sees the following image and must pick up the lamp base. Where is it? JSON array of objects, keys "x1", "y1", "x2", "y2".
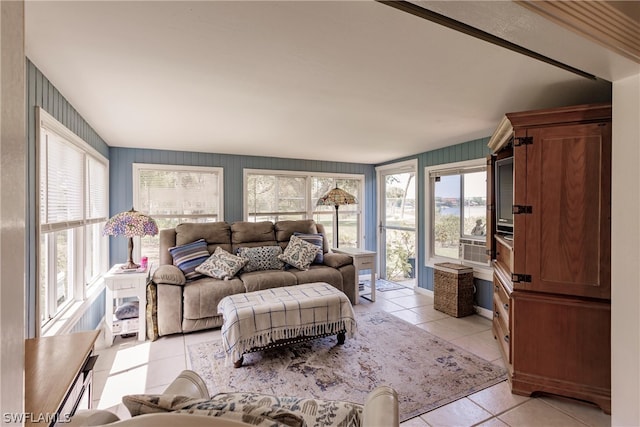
[{"x1": 120, "y1": 261, "x2": 140, "y2": 270}]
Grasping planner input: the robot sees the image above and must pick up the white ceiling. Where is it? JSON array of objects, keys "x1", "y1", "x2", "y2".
[{"x1": 25, "y1": 1, "x2": 613, "y2": 164}]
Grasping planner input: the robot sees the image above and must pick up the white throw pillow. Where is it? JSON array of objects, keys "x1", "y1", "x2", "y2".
[
  {"x1": 278, "y1": 235, "x2": 322, "y2": 271},
  {"x1": 195, "y1": 247, "x2": 247, "y2": 280}
]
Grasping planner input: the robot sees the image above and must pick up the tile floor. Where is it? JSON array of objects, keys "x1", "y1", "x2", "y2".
[{"x1": 92, "y1": 285, "x2": 611, "y2": 426}]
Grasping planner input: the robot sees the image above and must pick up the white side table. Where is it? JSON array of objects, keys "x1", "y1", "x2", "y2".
[
  {"x1": 332, "y1": 247, "x2": 376, "y2": 303},
  {"x1": 104, "y1": 264, "x2": 148, "y2": 345}
]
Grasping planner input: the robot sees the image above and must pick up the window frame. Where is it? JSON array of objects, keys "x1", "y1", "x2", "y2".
[
  {"x1": 132, "y1": 163, "x2": 225, "y2": 264},
  {"x1": 37, "y1": 107, "x2": 109, "y2": 333},
  {"x1": 243, "y1": 169, "x2": 365, "y2": 248},
  {"x1": 425, "y1": 159, "x2": 491, "y2": 278}
]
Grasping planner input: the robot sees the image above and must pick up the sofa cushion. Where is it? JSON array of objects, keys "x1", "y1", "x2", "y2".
[
  {"x1": 274, "y1": 219, "x2": 317, "y2": 246},
  {"x1": 239, "y1": 270, "x2": 298, "y2": 293},
  {"x1": 278, "y1": 235, "x2": 322, "y2": 271},
  {"x1": 152, "y1": 265, "x2": 186, "y2": 286},
  {"x1": 195, "y1": 247, "x2": 247, "y2": 280},
  {"x1": 175, "y1": 222, "x2": 232, "y2": 251},
  {"x1": 231, "y1": 221, "x2": 277, "y2": 248},
  {"x1": 293, "y1": 232, "x2": 324, "y2": 264},
  {"x1": 183, "y1": 277, "x2": 246, "y2": 320},
  {"x1": 169, "y1": 239, "x2": 210, "y2": 280},
  {"x1": 290, "y1": 265, "x2": 344, "y2": 291},
  {"x1": 237, "y1": 246, "x2": 285, "y2": 272}
]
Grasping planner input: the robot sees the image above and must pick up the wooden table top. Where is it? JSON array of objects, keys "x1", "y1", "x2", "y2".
[{"x1": 24, "y1": 330, "x2": 99, "y2": 426}]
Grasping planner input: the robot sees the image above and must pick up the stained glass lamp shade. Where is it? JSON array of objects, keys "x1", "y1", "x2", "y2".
[
  {"x1": 103, "y1": 208, "x2": 158, "y2": 270},
  {"x1": 316, "y1": 187, "x2": 357, "y2": 248}
]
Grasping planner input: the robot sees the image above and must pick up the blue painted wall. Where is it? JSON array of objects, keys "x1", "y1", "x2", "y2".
[
  {"x1": 26, "y1": 59, "x2": 110, "y2": 337},
  {"x1": 108, "y1": 147, "x2": 377, "y2": 265}
]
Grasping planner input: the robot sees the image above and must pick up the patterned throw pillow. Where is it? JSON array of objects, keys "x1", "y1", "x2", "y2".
[
  {"x1": 237, "y1": 246, "x2": 285, "y2": 272},
  {"x1": 195, "y1": 247, "x2": 247, "y2": 280},
  {"x1": 293, "y1": 232, "x2": 324, "y2": 264},
  {"x1": 278, "y1": 235, "x2": 322, "y2": 271},
  {"x1": 168, "y1": 239, "x2": 210, "y2": 280}
]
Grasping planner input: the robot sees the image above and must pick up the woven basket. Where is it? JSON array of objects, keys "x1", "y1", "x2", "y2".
[{"x1": 433, "y1": 262, "x2": 475, "y2": 318}]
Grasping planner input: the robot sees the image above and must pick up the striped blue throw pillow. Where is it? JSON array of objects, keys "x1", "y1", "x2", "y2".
[{"x1": 169, "y1": 239, "x2": 210, "y2": 280}]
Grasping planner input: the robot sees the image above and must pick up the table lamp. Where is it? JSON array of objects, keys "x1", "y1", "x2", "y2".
[{"x1": 103, "y1": 208, "x2": 158, "y2": 270}]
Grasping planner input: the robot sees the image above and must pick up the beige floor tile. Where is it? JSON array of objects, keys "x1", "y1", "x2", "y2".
[
  {"x1": 468, "y1": 381, "x2": 529, "y2": 415},
  {"x1": 449, "y1": 331, "x2": 502, "y2": 362},
  {"x1": 474, "y1": 417, "x2": 510, "y2": 427},
  {"x1": 109, "y1": 342, "x2": 156, "y2": 374},
  {"x1": 183, "y1": 328, "x2": 220, "y2": 346},
  {"x1": 401, "y1": 415, "x2": 430, "y2": 426},
  {"x1": 147, "y1": 334, "x2": 186, "y2": 361},
  {"x1": 498, "y1": 399, "x2": 588, "y2": 427},
  {"x1": 386, "y1": 294, "x2": 433, "y2": 309},
  {"x1": 97, "y1": 366, "x2": 149, "y2": 409},
  {"x1": 415, "y1": 319, "x2": 471, "y2": 341},
  {"x1": 144, "y1": 354, "x2": 187, "y2": 390},
  {"x1": 370, "y1": 297, "x2": 406, "y2": 312},
  {"x1": 390, "y1": 309, "x2": 435, "y2": 325},
  {"x1": 540, "y1": 396, "x2": 611, "y2": 427},
  {"x1": 430, "y1": 316, "x2": 491, "y2": 338},
  {"x1": 410, "y1": 305, "x2": 451, "y2": 322},
  {"x1": 420, "y1": 398, "x2": 492, "y2": 427}
]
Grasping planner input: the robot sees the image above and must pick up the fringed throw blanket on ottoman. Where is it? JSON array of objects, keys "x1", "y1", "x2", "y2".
[{"x1": 218, "y1": 282, "x2": 357, "y2": 367}]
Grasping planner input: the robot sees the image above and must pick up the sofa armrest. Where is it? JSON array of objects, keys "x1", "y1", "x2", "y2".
[
  {"x1": 163, "y1": 370, "x2": 210, "y2": 398},
  {"x1": 67, "y1": 410, "x2": 121, "y2": 426},
  {"x1": 322, "y1": 252, "x2": 353, "y2": 269},
  {"x1": 362, "y1": 386, "x2": 399, "y2": 427},
  {"x1": 152, "y1": 265, "x2": 186, "y2": 286}
]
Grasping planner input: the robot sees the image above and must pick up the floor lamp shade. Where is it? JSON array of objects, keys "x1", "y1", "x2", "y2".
[
  {"x1": 103, "y1": 208, "x2": 158, "y2": 270},
  {"x1": 316, "y1": 187, "x2": 357, "y2": 248}
]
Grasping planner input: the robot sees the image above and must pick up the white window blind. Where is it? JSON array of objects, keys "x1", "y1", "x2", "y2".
[
  {"x1": 137, "y1": 168, "x2": 221, "y2": 216},
  {"x1": 87, "y1": 156, "x2": 108, "y2": 220},
  {"x1": 41, "y1": 131, "x2": 85, "y2": 227}
]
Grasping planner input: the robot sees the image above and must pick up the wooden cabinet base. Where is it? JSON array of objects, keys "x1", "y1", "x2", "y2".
[
  {"x1": 511, "y1": 291, "x2": 611, "y2": 414},
  {"x1": 512, "y1": 371, "x2": 611, "y2": 414}
]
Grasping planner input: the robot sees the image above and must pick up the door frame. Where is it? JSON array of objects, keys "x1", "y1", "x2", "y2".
[{"x1": 375, "y1": 159, "x2": 418, "y2": 284}]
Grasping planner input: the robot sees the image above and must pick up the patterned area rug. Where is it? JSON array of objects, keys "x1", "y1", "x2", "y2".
[{"x1": 187, "y1": 311, "x2": 507, "y2": 422}]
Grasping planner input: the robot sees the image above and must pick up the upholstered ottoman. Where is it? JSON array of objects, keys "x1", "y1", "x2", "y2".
[{"x1": 218, "y1": 282, "x2": 357, "y2": 367}]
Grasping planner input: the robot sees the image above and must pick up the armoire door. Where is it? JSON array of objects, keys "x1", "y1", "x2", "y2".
[{"x1": 515, "y1": 122, "x2": 611, "y2": 300}]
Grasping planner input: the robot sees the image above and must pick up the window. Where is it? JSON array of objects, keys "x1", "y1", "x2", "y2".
[
  {"x1": 244, "y1": 170, "x2": 364, "y2": 248},
  {"x1": 133, "y1": 164, "x2": 224, "y2": 268},
  {"x1": 38, "y1": 108, "x2": 109, "y2": 329},
  {"x1": 426, "y1": 160, "x2": 487, "y2": 264}
]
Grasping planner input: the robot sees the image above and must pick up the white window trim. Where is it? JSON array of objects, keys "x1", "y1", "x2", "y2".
[
  {"x1": 425, "y1": 158, "x2": 492, "y2": 281},
  {"x1": 243, "y1": 169, "x2": 366, "y2": 247},
  {"x1": 37, "y1": 107, "x2": 109, "y2": 335},
  {"x1": 132, "y1": 163, "x2": 225, "y2": 261}
]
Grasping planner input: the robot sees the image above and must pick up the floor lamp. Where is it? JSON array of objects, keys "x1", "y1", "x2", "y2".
[{"x1": 317, "y1": 186, "x2": 357, "y2": 248}]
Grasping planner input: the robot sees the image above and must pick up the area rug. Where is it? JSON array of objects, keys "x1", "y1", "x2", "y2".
[
  {"x1": 187, "y1": 311, "x2": 507, "y2": 422},
  {"x1": 361, "y1": 278, "x2": 406, "y2": 292}
]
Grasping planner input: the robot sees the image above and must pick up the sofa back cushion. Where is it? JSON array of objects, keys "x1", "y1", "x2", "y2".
[
  {"x1": 274, "y1": 220, "x2": 318, "y2": 251},
  {"x1": 231, "y1": 221, "x2": 277, "y2": 253},
  {"x1": 175, "y1": 222, "x2": 232, "y2": 253}
]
